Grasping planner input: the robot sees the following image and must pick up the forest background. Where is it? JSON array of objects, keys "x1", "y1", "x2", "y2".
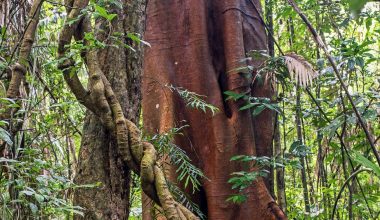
[{"x1": 0, "y1": 0, "x2": 379, "y2": 219}]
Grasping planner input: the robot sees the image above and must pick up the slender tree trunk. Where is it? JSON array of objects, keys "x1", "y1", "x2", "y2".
[
  {"x1": 274, "y1": 116, "x2": 287, "y2": 212},
  {"x1": 73, "y1": 1, "x2": 144, "y2": 219},
  {"x1": 315, "y1": 86, "x2": 330, "y2": 218},
  {"x1": 287, "y1": 11, "x2": 310, "y2": 215},
  {"x1": 302, "y1": 119, "x2": 315, "y2": 206},
  {"x1": 295, "y1": 86, "x2": 310, "y2": 213},
  {"x1": 339, "y1": 88, "x2": 355, "y2": 220},
  {"x1": 265, "y1": 0, "x2": 274, "y2": 57},
  {"x1": 143, "y1": 0, "x2": 286, "y2": 219}
]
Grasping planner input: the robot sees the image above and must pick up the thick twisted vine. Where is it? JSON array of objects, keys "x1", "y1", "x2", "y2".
[{"x1": 57, "y1": 1, "x2": 199, "y2": 219}]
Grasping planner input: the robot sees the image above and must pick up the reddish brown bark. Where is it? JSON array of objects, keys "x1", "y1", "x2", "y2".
[{"x1": 143, "y1": 0, "x2": 285, "y2": 219}]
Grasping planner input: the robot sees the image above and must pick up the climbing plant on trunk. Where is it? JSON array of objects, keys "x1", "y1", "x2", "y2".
[
  {"x1": 58, "y1": 0, "x2": 198, "y2": 219},
  {"x1": 71, "y1": 0, "x2": 144, "y2": 219}
]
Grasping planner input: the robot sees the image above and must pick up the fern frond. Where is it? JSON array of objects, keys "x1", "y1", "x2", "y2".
[
  {"x1": 167, "y1": 143, "x2": 207, "y2": 192},
  {"x1": 168, "y1": 183, "x2": 206, "y2": 219},
  {"x1": 148, "y1": 126, "x2": 207, "y2": 193},
  {"x1": 283, "y1": 52, "x2": 318, "y2": 87},
  {"x1": 166, "y1": 84, "x2": 219, "y2": 115}
]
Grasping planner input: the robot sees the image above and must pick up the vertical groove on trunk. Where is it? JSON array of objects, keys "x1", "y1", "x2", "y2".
[{"x1": 143, "y1": 0, "x2": 286, "y2": 219}]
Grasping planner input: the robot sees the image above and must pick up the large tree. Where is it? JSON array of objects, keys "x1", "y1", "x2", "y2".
[
  {"x1": 72, "y1": 0, "x2": 144, "y2": 219},
  {"x1": 59, "y1": 0, "x2": 198, "y2": 219},
  {"x1": 142, "y1": 0, "x2": 285, "y2": 219}
]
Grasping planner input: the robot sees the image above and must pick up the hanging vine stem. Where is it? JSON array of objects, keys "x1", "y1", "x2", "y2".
[
  {"x1": 306, "y1": 88, "x2": 374, "y2": 217},
  {"x1": 57, "y1": 0, "x2": 198, "y2": 219},
  {"x1": 331, "y1": 168, "x2": 373, "y2": 220},
  {"x1": 286, "y1": 0, "x2": 380, "y2": 167}
]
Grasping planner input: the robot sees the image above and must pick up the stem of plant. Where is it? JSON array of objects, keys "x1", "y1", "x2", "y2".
[{"x1": 331, "y1": 168, "x2": 372, "y2": 220}]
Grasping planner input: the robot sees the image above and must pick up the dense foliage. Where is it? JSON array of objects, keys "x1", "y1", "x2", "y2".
[{"x1": 0, "y1": 0, "x2": 379, "y2": 219}]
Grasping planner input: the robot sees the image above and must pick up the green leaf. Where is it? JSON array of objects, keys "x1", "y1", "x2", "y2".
[
  {"x1": 262, "y1": 103, "x2": 280, "y2": 113},
  {"x1": 227, "y1": 65, "x2": 252, "y2": 74},
  {"x1": 239, "y1": 103, "x2": 258, "y2": 111},
  {"x1": 94, "y1": 5, "x2": 117, "y2": 21},
  {"x1": 224, "y1": 91, "x2": 245, "y2": 101},
  {"x1": 20, "y1": 190, "x2": 35, "y2": 196},
  {"x1": 351, "y1": 152, "x2": 380, "y2": 177},
  {"x1": 0, "y1": 26, "x2": 6, "y2": 39},
  {"x1": 0, "y1": 97, "x2": 16, "y2": 104},
  {"x1": 127, "y1": 33, "x2": 151, "y2": 47},
  {"x1": 348, "y1": 0, "x2": 368, "y2": 16},
  {"x1": 355, "y1": 57, "x2": 365, "y2": 68},
  {"x1": 226, "y1": 194, "x2": 247, "y2": 204},
  {"x1": 247, "y1": 50, "x2": 270, "y2": 60},
  {"x1": 67, "y1": 207, "x2": 84, "y2": 216},
  {"x1": 94, "y1": 5, "x2": 108, "y2": 18},
  {"x1": 35, "y1": 194, "x2": 45, "y2": 203},
  {"x1": 230, "y1": 155, "x2": 246, "y2": 161},
  {"x1": 106, "y1": 14, "x2": 117, "y2": 21},
  {"x1": 167, "y1": 85, "x2": 219, "y2": 115},
  {"x1": 29, "y1": 203, "x2": 38, "y2": 214},
  {"x1": 252, "y1": 105, "x2": 266, "y2": 116},
  {"x1": 0, "y1": 127, "x2": 13, "y2": 145}
]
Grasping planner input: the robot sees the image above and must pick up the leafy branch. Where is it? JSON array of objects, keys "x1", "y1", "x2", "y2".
[
  {"x1": 166, "y1": 84, "x2": 219, "y2": 115},
  {"x1": 224, "y1": 90, "x2": 281, "y2": 116},
  {"x1": 227, "y1": 155, "x2": 301, "y2": 204}
]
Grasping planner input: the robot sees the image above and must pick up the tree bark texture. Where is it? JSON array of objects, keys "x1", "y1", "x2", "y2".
[
  {"x1": 142, "y1": 0, "x2": 284, "y2": 219},
  {"x1": 73, "y1": 1, "x2": 144, "y2": 219}
]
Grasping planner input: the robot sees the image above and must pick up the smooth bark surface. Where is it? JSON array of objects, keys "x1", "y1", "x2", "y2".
[{"x1": 143, "y1": 0, "x2": 285, "y2": 219}]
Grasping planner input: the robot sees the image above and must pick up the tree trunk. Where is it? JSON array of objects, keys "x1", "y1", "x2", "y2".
[
  {"x1": 73, "y1": 1, "x2": 144, "y2": 219},
  {"x1": 143, "y1": 0, "x2": 285, "y2": 219},
  {"x1": 274, "y1": 117, "x2": 287, "y2": 212},
  {"x1": 295, "y1": 86, "x2": 310, "y2": 213}
]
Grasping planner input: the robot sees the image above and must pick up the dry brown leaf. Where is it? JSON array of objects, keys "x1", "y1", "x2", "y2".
[{"x1": 284, "y1": 52, "x2": 318, "y2": 87}]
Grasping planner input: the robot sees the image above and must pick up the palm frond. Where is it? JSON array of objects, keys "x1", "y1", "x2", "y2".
[{"x1": 283, "y1": 52, "x2": 318, "y2": 87}]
